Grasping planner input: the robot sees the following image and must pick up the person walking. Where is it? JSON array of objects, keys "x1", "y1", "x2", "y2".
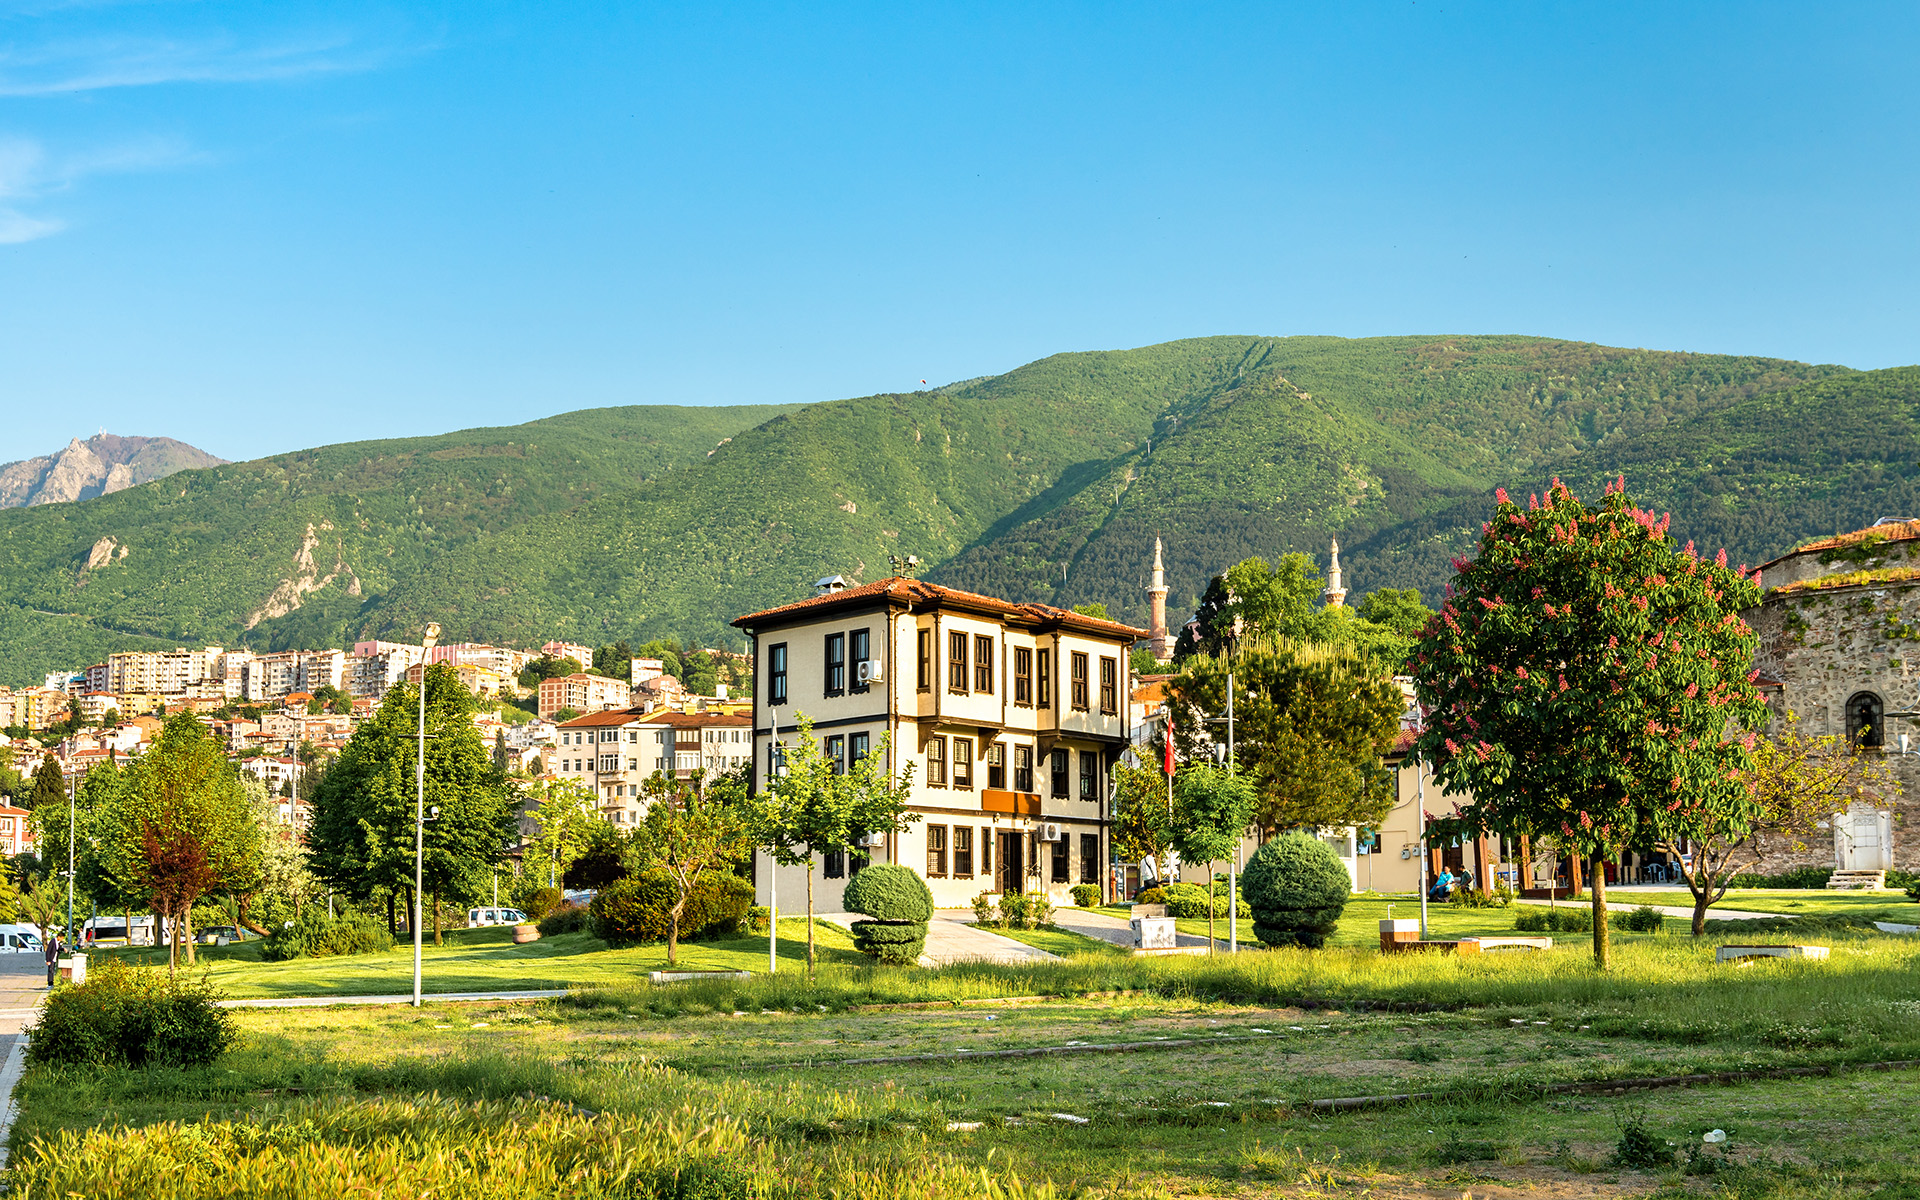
[{"x1": 43, "y1": 930, "x2": 59, "y2": 988}]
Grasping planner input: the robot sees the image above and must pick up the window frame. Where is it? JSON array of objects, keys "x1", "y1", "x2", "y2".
[
  {"x1": 1079, "y1": 749, "x2": 1098, "y2": 801},
  {"x1": 917, "y1": 629, "x2": 932, "y2": 692},
  {"x1": 953, "y1": 825, "x2": 974, "y2": 878},
  {"x1": 926, "y1": 735, "x2": 947, "y2": 786},
  {"x1": 850, "y1": 627, "x2": 871, "y2": 694},
  {"x1": 1051, "y1": 837, "x2": 1070, "y2": 884},
  {"x1": 985, "y1": 741, "x2": 1005, "y2": 790},
  {"x1": 768, "y1": 643, "x2": 788, "y2": 706},
  {"x1": 1079, "y1": 833, "x2": 1099, "y2": 885},
  {"x1": 850, "y1": 730, "x2": 870, "y2": 764},
  {"x1": 1013, "y1": 647, "x2": 1032, "y2": 706},
  {"x1": 824, "y1": 632, "x2": 846, "y2": 696},
  {"x1": 1099, "y1": 656, "x2": 1118, "y2": 715},
  {"x1": 825, "y1": 734, "x2": 846, "y2": 774},
  {"x1": 1013, "y1": 744, "x2": 1033, "y2": 793},
  {"x1": 926, "y1": 824, "x2": 948, "y2": 877},
  {"x1": 1070, "y1": 652, "x2": 1090, "y2": 711},
  {"x1": 1037, "y1": 648, "x2": 1051, "y2": 707},
  {"x1": 952, "y1": 737, "x2": 973, "y2": 788},
  {"x1": 1050, "y1": 748, "x2": 1069, "y2": 798},
  {"x1": 947, "y1": 631, "x2": 968, "y2": 692},
  {"x1": 974, "y1": 634, "x2": 995, "y2": 694}
]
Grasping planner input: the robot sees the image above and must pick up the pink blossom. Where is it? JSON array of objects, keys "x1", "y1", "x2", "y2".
[
  {"x1": 1495, "y1": 486, "x2": 1510, "y2": 504},
  {"x1": 1685, "y1": 682, "x2": 1698, "y2": 698},
  {"x1": 1445, "y1": 738, "x2": 1460, "y2": 755},
  {"x1": 1716, "y1": 548, "x2": 1728, "y2": 568},
  {"x1": 1515, "y1": 666, "x2": 1529, "y2": 680}
]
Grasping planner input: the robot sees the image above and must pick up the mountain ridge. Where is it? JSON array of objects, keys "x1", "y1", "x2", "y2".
[{"x1": 0, "y1": 434, "x2": 227, "y2": 508}]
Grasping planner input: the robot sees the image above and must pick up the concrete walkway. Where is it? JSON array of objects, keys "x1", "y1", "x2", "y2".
[
  {"x1": 1047, "y1": 907, "x2": 1221, "y2": 950},
  {"x1": 821, "y1": 912, "x2": 1058, "y2": 966},
  {"x1": 0, "y1": 955, "x2": 48, "y2": 1167}
]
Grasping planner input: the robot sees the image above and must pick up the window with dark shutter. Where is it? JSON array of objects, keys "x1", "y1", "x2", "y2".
[
  {"x1": 1014, "y1": 647, "x2": 1032, "y2": 705},
  {"x1": 974, "y1": 634, "x2": 994, "y2": 693},
  {"x1": 985, "y1": 742, "x2": 1005, "y2": 789},
  {"x1": 1050, "y1": 749, "x2": 1069, "y2": 797},
  {"x1": 1099, "y1": 656, "x2": 1118, "y2": 714},
  {"x1": 1051, "y1": 838, "x2": 1069, "y2": 883},
  {"x1": 953, "y1": 737, "x2": 973, "y2": 788},
  {"x1": 948, "y1": 631, "x2": 968, "y2": 692},
  {"x1": 850, "y1": 731, "x2": 869, "y2": 764},
  {"x1": 954, "y1": 826, "x2": 973, "y2": 877},
  {"x1": 1037, "y1": 649, "x2": 1051, "y2": 706},
  {"x1": 917, "y1": 629, "x2": 932, "y2": 691},
  {"x1": 1079, "y1": 833, "x2": 1099, "y2": 884},
  {"x1": 927, "y1": 825, "x2": 948, "y2": 876},
  {"x1": 824, "y1": 633, "x2": 846, "y2": 696},
  {"x1": 825, "y1": 734, "x2": 845, "y2": 774},
  {"x1": 769, "y1": 643, "x2": 788, "y2": 706},
  {"x1": 1070, "y1": 652, "x2": 1089, "y2": 710},
  {"x1": 926, "y1": 736, "x2": 947, "y2": 785},
  {"x1": 850, "y1": 628, "x2": 870, "y2": 693},
  {"x1": 1013, "y1": 744, "x2": 1032, "y2": 792},
  {"x1": 1079, "y1": 750, "x2": 1097, "y2": 801}
]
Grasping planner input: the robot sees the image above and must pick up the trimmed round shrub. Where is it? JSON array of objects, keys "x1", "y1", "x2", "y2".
[
  {"x1": 842, "y1": 865, "x2": 932, "y2": 965},
  {"x1": 30, "y1": 958, "x2": 237, "y2": 1068},
  {"x1": 260, "y1": 910, "x2": 393, "y2": 961},
  {"x1": 1241, "y1": 834, "x2": 1350, "y2": 949},
  {"x1": 1160, "y1": 881, "x2": 1251, "y2": 920},
  {"x1": 841, "y1": 864, "x2": 934, "y2": 922},
  {"x1": 1070, "y1": 884, "x2": 1101, "y2": 908},
  {"x1": 589, "y1": 870, "x2": 754, "y2": 947},
  {"x1": 519, "y1": 887, "x2": 565, "y2": 921}
]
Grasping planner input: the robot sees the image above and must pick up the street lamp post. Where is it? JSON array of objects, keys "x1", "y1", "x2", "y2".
[
  {"x1": 66, "y1": 774, "x2": 76, "y2": 947},
  {"x1": 413, "y1": 622, "x2": 441, "y2": 1009}
]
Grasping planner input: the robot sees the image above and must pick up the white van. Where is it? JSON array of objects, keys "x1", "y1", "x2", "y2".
[
  {"x1": 83, "y1": 916, "x2": 157, "y2": 947},
  {"x1": 467, "y1": 907, "x2": 528, "y2": 928},
  {"x1": 0, "y1": 924, "x2": 44, "y2": 954}
]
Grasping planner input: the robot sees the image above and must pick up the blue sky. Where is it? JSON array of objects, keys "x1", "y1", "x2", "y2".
[{"x1": 1, "y1": 2, "x2": 1915, "y2": 464}]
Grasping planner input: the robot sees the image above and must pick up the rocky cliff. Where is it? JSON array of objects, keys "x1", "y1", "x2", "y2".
[{"x1": 0, "y1": 434, "x2": 226, "y2": 507}]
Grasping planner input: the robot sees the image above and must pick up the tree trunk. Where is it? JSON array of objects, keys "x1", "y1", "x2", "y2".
[
  {"x1": 184, "y1": 907, "x2": 196, "y2": 967},
  {"x1": 1569, "y1": 853, "x2": 1584, "y2": 895},
  {"x1": 433, "y1": 885, "x2": 442, "y2": 946},
  {"x1": 1207, "y1": 874, "x2": 1216, "y2": 954},
  {"x1": 667, "y1": 907, "x2": 679, "y2": 967},
  {"x1": 805, "y1": 858, "x2": 816, "y2": 978},
  {"x1": 165, "y1": 903, "x2": 177, "y2": 979},
  {"x1": 388, "y1": 891, "x2": 397, "y2": 936},
  {"x1": 1520, "y1": 836, "x2": 1532, "y2": 895},
  {"x1": 1692, "y1": 888, "x2": 1711, "y2": 937},
  {"x1": 1589, "y1": 853, "x2": 1609, "y2": 969}
]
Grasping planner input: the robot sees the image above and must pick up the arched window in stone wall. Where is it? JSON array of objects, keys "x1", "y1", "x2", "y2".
[{"x1": 1845, "y1": 691, "x2": 1884, "y2": 748}]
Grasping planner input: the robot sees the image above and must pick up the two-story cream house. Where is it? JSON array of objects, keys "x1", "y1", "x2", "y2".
[{"x1": 732, "y1": 577, "x2": 1147, "y2": 910}]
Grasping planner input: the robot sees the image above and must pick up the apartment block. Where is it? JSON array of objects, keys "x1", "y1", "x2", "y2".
[
  {"x1": 552, "y1": 708, "x2": 753, "y2": 824},
  {"x1": 243, "y1": 650, "x2": 346, "y2": 702},
  {"x1": 541, "y1": 641, "x2": 595, "y2": 667},
  {"x1": 733, "y1": 577, "x2": 1146, "y2": 910},
  {"x1": 537, "y1": 673, "x2": 632, "y2": 718},
  {"x1": 405, "y1": 661, "x2": 506, "y2": 698},
  {"x1": 101, "y1": 646, "x2": 225, "y2": 695},
  {"x1": 347, "y1": 641, "x2": 425, "y2": 701}
]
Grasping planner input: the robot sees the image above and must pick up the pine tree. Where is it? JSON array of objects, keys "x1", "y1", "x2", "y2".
[{"x1": 28, "y1": 755, "x2": 64, "y2": 812}]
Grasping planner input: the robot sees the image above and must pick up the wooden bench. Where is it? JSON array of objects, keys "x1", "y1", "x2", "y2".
[{"x1": 1716, "y1": 944, "x2": 1830, "y2": 964}]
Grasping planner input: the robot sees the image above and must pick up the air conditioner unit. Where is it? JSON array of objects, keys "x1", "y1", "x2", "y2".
[
  {"x1": 856, "y1": 659, "x2": 884, "y2": 685},
  {"x1": 1041, "y1": 822, "x2": 1063, "y2": 842}
]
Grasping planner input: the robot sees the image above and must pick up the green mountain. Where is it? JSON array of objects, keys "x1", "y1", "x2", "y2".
[
  {"x1": 3, "y1": 335, "x2": 1914, "y2": 688},
  {"x1": 0, "y1": 404, "x2": 796, "y2": 684}
]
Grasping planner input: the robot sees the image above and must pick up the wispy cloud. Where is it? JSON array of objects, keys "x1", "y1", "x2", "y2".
[
  {"x1": 0, "y1": 29, "x2": 391, "y2": 96},
  {"x1": 0, "y1": 133, "x2": 200, "y2": 242}
]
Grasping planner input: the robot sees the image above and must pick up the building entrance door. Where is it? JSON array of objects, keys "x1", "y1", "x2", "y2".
[
  {"x1": 997, "y1": 831, "x2": 1024, "y2": 894},
  {"x1": 1836, "y1": 803, "x2": 1893, "y2": 871}
]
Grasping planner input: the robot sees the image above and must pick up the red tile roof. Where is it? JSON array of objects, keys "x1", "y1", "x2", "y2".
[
  {"x1": 732, "y1": 576, "x2": 1149, "y2": 640},
  {"x1": 557, "y1": 708, "x2": 753, "y2": 729},
  {"x1": 1762, "y1": 519, "x2": 1920, "y2": 571}
]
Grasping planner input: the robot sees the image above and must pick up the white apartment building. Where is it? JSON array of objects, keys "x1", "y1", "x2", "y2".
[
  {"x1": 430, "y1": 642, "x2": 533, "y2": 676},
  {"x1": 242, "y1": 650, "x2": 346, "y2": 702},
  {"x1": 733, "y1": 577, "x2": 1146, "y2": 910},
  {"x1": 348, "y1": 641, "x2": 425, "y2": 701},
  {"x1": 100, "y1": 646, "x2": 225, "y2": 695},
  {"x1": 542, "y1": 641, "x2": 595, "y2": 667}
]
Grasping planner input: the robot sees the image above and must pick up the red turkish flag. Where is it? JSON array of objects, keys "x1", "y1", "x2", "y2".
[{"x1": 1163, "y1": 712, "x2": 1176, "y2": 776}]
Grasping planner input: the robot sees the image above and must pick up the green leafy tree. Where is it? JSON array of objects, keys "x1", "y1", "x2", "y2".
[
  {"x1": 522, "y1": 777, "x2": 602, "y2": 887},
  {"x1": 1662, "y1": 721, "x2": 1893, "y2": 935},
  {"x1": 308, "y1": 664, "x2": 518, "y2": 943},
  {"x1": 753, "y1": 714, "x2": 917, "y2": 976},
  {"x1": 592, "y1": 640, "x2": 634, "y2": 681},
  {"x1": 1411, "y1": 478, "x2": 1768, "y2": 967},
  {"x1": 1358, "y1": 587, "x2": 1436, "y2": 639},
  {"x1": 1109, "y1": 761, "x2": 1173, "y2": 883},
  {"x1": 629, "y1": 774, "x2": 753, "y2": 965},
  {"x1": 1169, "y1": 637, "x2": 1402, "y2": 834},
  {"x1": 94, "y1": 714, "x2": 262, "y2": 975},
  {"x1": 29, "y1": 755, "x2": 64, "y2": 812},
  {"x1": 236, "y1": 775, "x2": 318, "y2": 933},
  {"x1": 1169, "y1": 764, "x2": 1257, "y2": 951},
  {"x1": 1071, "y1": 602, "x2": 1112, "y2": 621}
]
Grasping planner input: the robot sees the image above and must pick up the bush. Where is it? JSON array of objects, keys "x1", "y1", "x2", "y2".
[
  {"x1": 29, "y1": 958, "x2": 237, "y2": 1068},
  {"x1": 1026, "y1": 892, "x2": 1055, "y2": 928},
  {"x1": 519, "y1": 887, "x2": 565, "y2": 921},
  {"x1": 1070, "y1": 884, "x2": 1101, "y2": 908},
  {"x1": 746, "y1": 906, "x2": 771, "y2": 935},
  {"x1": 998, "y1": 892, "x2": 1030, "y2": 930},
  {"x1": 1160, "y1": 881, "x2": 1251, "y2": 920},
  {"x1": 1134, "y1": 886, "x2": 1168, "y2": 906},
  {"x1": 536, "y1": 905, "x2": 591, "y2": 937},
  {"x1": 841, "y1": 864, "x2": 934, "y2": 922},
  {"x1": 1447, "y1": 882, "x2": 1514, "y2": 909},
  {"x1": 1619, "y1": 905, "x2": 1666, "y2": 933},
  {"x1": 971, "y1": 892, "x2": 999, "y2": 928},
  {"x1": 1241, "y1": 834, "x2": 1350, "y2": 949},
  {"x1": 1515, "y1": 906, "x2": 1593, "y2": 933},
  {"x1": 843, "y1": 865, "x2": 932, "y2": 964},
  {"x1": 589, "y1": 870, "x2": 754, "y2": 947},
  {"x1": 1726, "y1": 867, "x2": 1833, "y2": 890},
  {"x1": 260, "y1": 910, "x2": 393, "y2": 961}
]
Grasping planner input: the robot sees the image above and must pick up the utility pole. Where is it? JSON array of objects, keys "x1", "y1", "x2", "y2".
[{"x1": 413, "y1": 622, "x2": 441, "y2": 1009}]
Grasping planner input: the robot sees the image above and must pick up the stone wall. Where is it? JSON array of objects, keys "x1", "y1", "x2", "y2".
[{"x1": 1749, "y1": 576, "x2": 1919, "y2": 873}]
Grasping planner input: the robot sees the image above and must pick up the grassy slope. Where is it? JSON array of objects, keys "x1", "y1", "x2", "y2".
[{"x1": 0, "y1": 404, "x2": 796, "y2": 684}]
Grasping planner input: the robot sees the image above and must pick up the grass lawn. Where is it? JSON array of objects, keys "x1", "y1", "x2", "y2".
[
  {"x1": 1622, "y1": 888, "x2": 1920, "y2": 920},
  {"x1": 983, "y1": 924, "x2": 1128, "y2": 958},
  {"x1": 17, "y1": 929, "x2": 1920, "y2": 1198},
  {"x1": 88, "y1": 917, "x2": 865, "y2": 999},
  {"x1": 1095, "y1": 894, "x2": 1660, "y2": 950}
]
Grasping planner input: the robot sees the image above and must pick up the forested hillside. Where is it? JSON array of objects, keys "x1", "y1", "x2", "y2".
[
  {"x1": 0, "y1": 404, "x2": 796, "y2": 683},
  {"x1": 3, "y1": 335, "x2": 1913, "y2": 686}
]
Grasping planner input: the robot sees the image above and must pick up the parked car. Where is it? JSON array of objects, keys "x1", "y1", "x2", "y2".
[
  {"x1": 467, "y1": 907, "x2": 528, "y2": 928},
  {"x1": 0, "y1": 924, "x2": 43, "y2": 954},
  {"x1": 195, "y1": 925, "x2": 245, "y2": 945}
]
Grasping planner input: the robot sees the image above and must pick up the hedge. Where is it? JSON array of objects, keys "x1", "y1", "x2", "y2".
[
  {"x1": 1240, "y1": 834, "x2": 1349, "y2": 949},
  {"x1": 30, "y1": 959, "x2": 237, "y2": 1068},
  {"x1": 260, "y1": 911, "x2": 392, "y2": 961}
]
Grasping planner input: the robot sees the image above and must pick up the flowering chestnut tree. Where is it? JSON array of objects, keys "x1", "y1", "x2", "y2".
[{"x1": 1410, "y1": 478, "x2": 1769, "y2": 967}]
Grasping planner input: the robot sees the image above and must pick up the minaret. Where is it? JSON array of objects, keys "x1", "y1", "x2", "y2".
[
  {"x1": 1324, "y1": 537, "x2": 1348, "y2": 608},
  {"x1": 1147, "y1": 537, "x2": 1172, "y2": 660}
]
